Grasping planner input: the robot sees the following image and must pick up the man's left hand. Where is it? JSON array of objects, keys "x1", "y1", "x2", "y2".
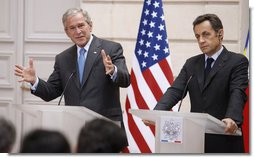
[
  {"x1": 101, "y1": 49, "x2": 115, "y2": 75},
  {"x1": 222, "y1": 118, "x2": 239, "y2": 134}
]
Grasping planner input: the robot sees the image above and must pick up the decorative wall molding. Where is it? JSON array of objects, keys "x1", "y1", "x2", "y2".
[
  {"x1": 23, "y1": 52, "x2": 61, "y2": 105},
  {"x1": 24, "y1": 0, "x2": 80, "y2": 42},
  {"x1": 0, "y1": 0, "x2": 15, "y2": 41},
  {"x1": 24, "y1": 52, "x2": 56, "y2": 80},
  {"x1": 25, "y1": 52, "x2": 57, "y2": 59},
  {"x1": 0, "y1": 52, "x2": 14, "y2": 88},
  {"x1": 0, "y1": 98, "x2": 14, "y2": 118}
]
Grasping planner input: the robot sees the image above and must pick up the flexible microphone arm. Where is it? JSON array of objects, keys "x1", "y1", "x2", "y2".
[
  {"x1": 58, "y1": 71, "x2": 75, "y2": 106},
  {"x1": 178, "y1": 75, "x2": 193, "y2": 112}
]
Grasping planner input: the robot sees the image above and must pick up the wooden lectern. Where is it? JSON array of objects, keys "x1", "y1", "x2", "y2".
[{"x1": 129, "y1": 109, "x2": 241, "y2": 153}]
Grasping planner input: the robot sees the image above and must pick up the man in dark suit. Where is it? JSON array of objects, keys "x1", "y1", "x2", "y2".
[
  {"x1": 14, "y1": 8, "x2": 130, "y2": 131},
  {"x1": 144, "y1": 14, "x2": 249, "y2": 153}
]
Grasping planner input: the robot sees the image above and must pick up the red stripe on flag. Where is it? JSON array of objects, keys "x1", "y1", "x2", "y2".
[
  {"x1": 242, "y1": 85, "x2": 249, "y2": 153},
  {"x1": 142, "y1": 69, "x2": 163, "y2": 101},
  {"x1": 121, "y1": 147, "x2": 130, "y2": 153},
  {"x1": 130, "y1": 70, "x2": 150, "y2": 110},
  {"x1": 125, "y1": 97, "x2": 152, "y2": 153},
  {"x1": 129, "y1": 69, "x2": 156, "y2": 136},
  {"x1": 159, "y1": 59, "x2": 174, "y2": 85}
]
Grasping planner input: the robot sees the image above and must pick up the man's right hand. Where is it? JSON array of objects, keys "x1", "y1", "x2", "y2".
[
  {"x1": 15, "y1": 58, "x2": 36, "y2": 84},
  {"x1": 142, "y1": 120, "x2": 155, "y2": 126}
]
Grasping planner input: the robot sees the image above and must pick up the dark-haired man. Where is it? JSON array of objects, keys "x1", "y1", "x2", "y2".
[{"x1": 146, "y1": 14, "x2": 248, "y2": 153}]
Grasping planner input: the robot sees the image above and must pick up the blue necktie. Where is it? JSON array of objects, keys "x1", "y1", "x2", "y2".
[
  {"x1": 204, "y1": 57, "x2": 214, "y2": 82},
  {"x1": 78, "y1": 48, "x2": 86, "y2": 83}
]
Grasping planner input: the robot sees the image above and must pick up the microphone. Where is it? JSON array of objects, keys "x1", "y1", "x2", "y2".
[
  {"x1": 178, "y1": 75, "x2": 193, "y2": 112},
  {"x1": 58, "y1": 71, "x2": 76, "y2": 106}
]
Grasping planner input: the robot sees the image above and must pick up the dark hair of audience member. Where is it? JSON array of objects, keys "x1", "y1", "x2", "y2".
[
  {"x1": 0, "y1": 117, "x2": 16, "y2": 153},
  {"x1": 77, "y1": 118, "x2": 127, "y2": 153},
  {"x1": 20, "y1": 129, "x2": 71, "y2": 153}
]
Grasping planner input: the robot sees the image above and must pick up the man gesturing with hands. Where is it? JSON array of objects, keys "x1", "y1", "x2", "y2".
[{"x1": 15, "y1": 8, "x2": 130, "y2": 144}]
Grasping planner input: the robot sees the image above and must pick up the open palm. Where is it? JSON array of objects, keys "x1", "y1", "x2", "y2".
[{"x1": 14, "y1": 58, "x2": 36, "y2": 84}]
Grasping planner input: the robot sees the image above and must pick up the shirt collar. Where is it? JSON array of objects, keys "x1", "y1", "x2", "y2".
[
  {"x1": 77, "y1": 35, "x2": 94, "y2": 55},
  {"x1": 205, "y1": 46, "x2": 223, "y2": 61}
]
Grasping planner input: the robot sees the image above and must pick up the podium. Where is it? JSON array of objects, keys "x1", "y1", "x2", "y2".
[
  {"x1": 12, "y1": 104, "x2": 111, "y2": 152},
  {"x1": 129, "y1": 109, "x2": 241, "y2": 153}
]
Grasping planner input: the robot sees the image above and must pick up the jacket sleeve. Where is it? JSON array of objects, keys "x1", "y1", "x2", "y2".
[{"x1": 154, "y1": 61, "x2": 191, "y2": 111}]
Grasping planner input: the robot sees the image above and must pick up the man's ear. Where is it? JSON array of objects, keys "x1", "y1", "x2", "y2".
[
  {"x1": 89, "y1": 21, "x2": 93, "y2": 32},
  {"x1": 218, "y1": 29, "x2": 224, "y2": 41},
  {"x1": 218, "y1": 29, "x2": 224, "y2": 37}
]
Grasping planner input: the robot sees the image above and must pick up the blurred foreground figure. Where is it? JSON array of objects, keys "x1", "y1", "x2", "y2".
[
  {"x1": 77, "y1": 119, "x2": 127, "y2": 153},
  {"x1": 0, "y1": 117, "x2": 16, "y2": 153},
  {"x1": 20, "y1": 129, "x2": 71, "y2": 153}
]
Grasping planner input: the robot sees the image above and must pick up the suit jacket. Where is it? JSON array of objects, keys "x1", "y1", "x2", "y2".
[
  {"x1": 33, "y1": 35, "x2": 130, "y2": 122},
  {"x1": 154, "y1": 46, "x2": 249, "y2": 152}
]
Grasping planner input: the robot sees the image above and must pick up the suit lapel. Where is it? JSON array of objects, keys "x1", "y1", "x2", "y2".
[
  {"x1": 68, "y1": 46, "x2": 80, "y2": 89},
  {"x1": 203, "y1": 49, "x2": 228, "y2": 90},
  {"x1": 196, "y1": 55, "x2": 205, "y2": 92},
  {"x1": 81, "y1": 36, "x2": 101, "y2": 87}
]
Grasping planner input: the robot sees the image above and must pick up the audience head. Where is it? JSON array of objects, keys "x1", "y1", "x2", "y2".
[
  {"x1": 20, "y1": 129, "x2": 71, "y2": 153},
  {"x1": 0, "y1": 117, "x2": 16, "y2": 153},
  {"x1": 77, "y1": 118, "x2": 127, "y2": 153}
]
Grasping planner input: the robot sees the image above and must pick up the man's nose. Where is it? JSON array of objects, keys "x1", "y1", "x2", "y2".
[
  {"x1": 74, "y1": 27, "x2": 82, "y2": 34},
  {"x1": 198, "y1": 36, "x2": 205, "y2": 43}
]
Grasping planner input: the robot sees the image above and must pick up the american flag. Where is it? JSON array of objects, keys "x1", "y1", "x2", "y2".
[{"x1": 123, "y1": 0, "x2": 175, "y2": 153}]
